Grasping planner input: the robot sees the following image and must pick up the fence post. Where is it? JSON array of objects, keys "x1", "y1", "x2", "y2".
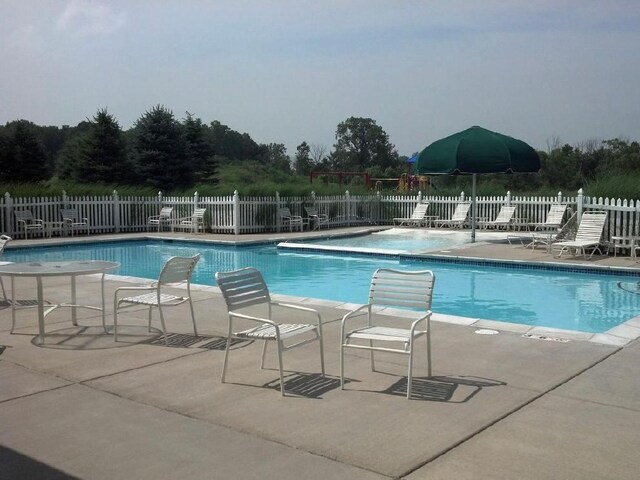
[
  {"x1": 62, "y1": 190, "x2": 68, "y2": 208},
  {"x1": 113, "y1": 190, "x2": 120, "y2": 233},
  {"x1": 346, "y1": 190, "x2": 351, "y2": 226},
  {"x1": 376, "y1": 190, "x2": 381, "y2": 223},
  {"x1": 460, "y1": 191, "x2": 465, "y2": 202},
  {"x1": 577, "y1": 188, "x2": 584, "y2": 219},
  {"x1": 193, "y1": 191, "x2": 199, "y2": 209},
  {"x1": 557, "y1": 191, "x2": 563, "y2": 204},
  {"x1": 276, "y1": 191, "x2": 281, "y2": 232},
  {"x1": 506, "y1": 191, "x2": 511, "y2": 206},
  {"x1": 233, "y1": 190, "x2": 240, "y2": 235},
  {"x1": 311, "y1": 190, "x2": 316, "y2": 206},
  {"x1": 4, "y1": 192, "x2": 12, "y2": 235},
  {"x1": 157, "y1": 190, "x2": 163, "y2": 207},
  {"x1": 417, "y1": 190, "x2": 423, "y2": 204}
]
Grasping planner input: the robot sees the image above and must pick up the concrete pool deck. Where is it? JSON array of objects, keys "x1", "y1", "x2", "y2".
[{"x1": 1, "y1": 228, "x2": 639, "y2": 479}]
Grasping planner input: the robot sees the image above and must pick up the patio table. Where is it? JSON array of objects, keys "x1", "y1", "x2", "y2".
[{"x1": 0, "y1": 260, "x2": 119, "y2": 344}]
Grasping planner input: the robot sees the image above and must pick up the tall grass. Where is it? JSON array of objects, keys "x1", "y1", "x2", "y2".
[{"x1": 583, "y1": 174, "x2": 640, "y2": 200}]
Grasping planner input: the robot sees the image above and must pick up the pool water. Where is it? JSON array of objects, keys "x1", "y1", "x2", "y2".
[
  {"x1": 3, "y1": 240, "x2": 640, "y2": 334},
  {"x1": 310, "y1": 229, "x2": 473, "y2": 252}
]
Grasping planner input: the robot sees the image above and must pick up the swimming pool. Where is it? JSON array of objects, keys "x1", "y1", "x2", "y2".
[{"x1": 3, "y1": 239, "x2": 640, "y2": 334}]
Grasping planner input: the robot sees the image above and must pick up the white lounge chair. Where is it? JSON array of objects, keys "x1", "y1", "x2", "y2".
[
  {"x1": 0, "y1": 235, "x2": 11, "y2": 303},
  {"x1": 435, "y1": 203, "x2": 471, "y2": 228},
  {"x1": 477, "y1": 205, "x2": 516, "y2": 230},
  {"x1": 60, "y1": 208, "x2": 89, "y2": 236},
  {"x1": 113, "y1": 254, "x2": 201, "y2": 345},
  {"x1": 304, "y1": 205, "x2": 329, "y2": 230},
  {"x1": 173, "y1": 208, "x2": 207, "y2": 233},
  {"x1": 147, "y1": 206, "x2": 173, "y2": 232},
  {"x1": 551, "y1": 211, "x2": 608, "y2": 259},
  {"x1": 14, "y1": 210, "x2": 44, "y2": 238},
  {"x1": 530, "y1": 204, "x2": 568, "y2": 231},
  {"x1": 393, "y1": 203, "x2": 431, "y2": 227},
  {"x1": 340, "y1": 268, "x2": 435, "y2": 400},
  {"x1": 216, "y1": 267, "x2": 325, "y2": 396},
  {"x1": 278, "y1": 207, "x2": 305, "y2": 232}
]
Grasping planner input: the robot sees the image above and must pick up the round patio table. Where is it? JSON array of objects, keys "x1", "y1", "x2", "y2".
[{"x1": 0, "y1": 260, "x2": 120, "y2": 344}]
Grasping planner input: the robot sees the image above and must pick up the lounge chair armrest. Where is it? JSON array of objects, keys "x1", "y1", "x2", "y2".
[
  {"x1": 341, "y1": 304, "x2": 370, "y2": 324},
  {"x1": 270, "y1": 301, "x2": 323, "y2": 326},
  {"x1": 114, "y1": 285, "x2": 157, "y2": 296},
  {"x1": 410, "y1": 311, "x2": 432, "y2": 332},
  {"x1": 228, "y1": 311, "x2": 278, "y2": 327}
]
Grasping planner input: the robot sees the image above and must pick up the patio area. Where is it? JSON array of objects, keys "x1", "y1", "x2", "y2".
[{"x1": 1, "y1": 229, "x2": 639, "y2": 479}]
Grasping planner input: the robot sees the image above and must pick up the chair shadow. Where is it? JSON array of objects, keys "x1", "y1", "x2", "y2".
[
  {"x1": 0, "y1": 444, "x2": 81, "y2": 479},
  {"x1": 142, "y1": 333, "x2": 252, "y2": 350},
  {"x1": 263, "y1": 372, "x2": 343, "y2": 399},
  {"x1": 383, "y1": 375, "x2": 506, "y2": 402}
]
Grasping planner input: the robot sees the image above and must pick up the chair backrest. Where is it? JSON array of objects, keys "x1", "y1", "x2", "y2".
[
  {"x1": 60, "y1": 208, "x2": 79, "y2": 221},
  {"x1": 368, "y1": 268, "x2": 435, "y2": 311},
  {"x1": 545, "y1": 204, "x2": 568, "y2": 226},
  {"x1": 304, "y1": 206, "x2": 318, "y2": 216},
  {"x1": 0, "y1": 235, "x2": 11, "y2": 255},
  {"x1": 494, "y1": 205, "x2": 516, "y2": 223},
  {"x1": 411, "y1": 203, "x2": 430, "y2": 220},
  {"x1": 192, "y1": 208, "x2": 206, "y2": 219},
  {"x1": 159, "y1": 207, "x2": 173, "y2": 218},
  {"x1": 158, "y1": 254, "x2": 201, "y2": 286},
  {"x1": 575, "y1": 211, "x2": 608, "y2": 242},
  {"x1": 216, "y1": 267, "x2": 270, "y2": 311},
  {"x1": 14, "y1": 210, "x2": 34, "y2": 222},
  {"x1": 451, "y1": 203, "x2": 471, "y2": 221},
  {"x1": 279, "y1": 207, "x2": 293, "y2": 219}
]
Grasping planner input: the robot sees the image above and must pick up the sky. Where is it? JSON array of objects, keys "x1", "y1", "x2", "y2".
[{"x1": 1, "y1": 0, "x2": 639, "y2": 157}]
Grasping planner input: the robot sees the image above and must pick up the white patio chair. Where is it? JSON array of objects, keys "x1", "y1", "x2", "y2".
[
  {"x1": 278, "y1": 207, "x2": 305, "y2": 232},
  {"x1": 60, "y1": 208, "x2": 89, "y2": 236},
  {"x1": 173, "y1": 208, "x2": 207, "y2": 233},
  {"x1": 551, "y1": 211, "x2": 608, "y2": 259},
  {"x1": 393, "y1": 202, "x2": 431, "y2": 227},
  {"x1": 14, "y1": 210, "x2": 45, "y2": 238},
  {"x1": 216, "y1": 267, "x2": 325, "y2": 396},
  {"x1": 0, "y1": 235, "x2": 11, "y2": 302},
  {"x1": 529, "y1": 204, "x2": 568, "y2": 231},
  {"x1": 340, "y1": 268, "x2": 435, "y2": 400},
  {"x1": 477, "y1": 205, "x2": 516, "y2": 230},
  {"x1": 304, "y1": 205, "x2": 329, "y2": 230},
  {"x1": 147, "y1": 206, "x2": 174, "y2": 232},
  {"x1": 113, "y1": 254, "x2": 201, "y2": 345},
  {"x1": 435, "y1": 203, "x2": 471, "y2": 228}
]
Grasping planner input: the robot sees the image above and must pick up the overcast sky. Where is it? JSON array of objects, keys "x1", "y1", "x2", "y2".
[{"x1": 1, "y1": 0, "x2": 639, "y2": 157}]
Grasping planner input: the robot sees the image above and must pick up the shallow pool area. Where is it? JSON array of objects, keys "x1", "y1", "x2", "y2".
[{"x1": 3, "y1": 239, "x2": 640, "y2": 335}]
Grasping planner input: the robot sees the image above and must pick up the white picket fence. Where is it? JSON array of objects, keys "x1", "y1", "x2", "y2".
[{"x1": 2, "y1": 189, "x2": 639, "y2": 242}]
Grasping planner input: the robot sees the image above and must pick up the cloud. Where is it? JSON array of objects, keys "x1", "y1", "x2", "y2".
[{"x1": 56, "y1": 0, "x2": 126, "y2": 36}]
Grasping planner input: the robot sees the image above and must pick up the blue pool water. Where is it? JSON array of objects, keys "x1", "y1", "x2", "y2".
[
  {"x1": 310, "y1": 229, "x2": 473, "y2": 252},
  {"x1": 3, "y1": 240, "x2": 640, "y2": 333}
]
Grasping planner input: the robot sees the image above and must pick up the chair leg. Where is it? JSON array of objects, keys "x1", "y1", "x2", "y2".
[
  {"x1": 407, "y1": 338, "x2": 415, "y2": 400},
  {"x1": 157, "y1": 305, "x2": 168, "y2": 346},
  {"x1": 147, "y1": 307, "x2": 152, "y2": 332},
  {"x1": 369, "y1": 339, "x2": 376, "y2": 372},
  {"x1": 318, "y1": 331, "x2": 325, "y2": 376},
  {"x1": 0, "y1": 276, "x2": 6, "y2": 302},
  {"x1": 277, "y1": 339, "x2": 285, "y2": 397},
  {"x1": 340, "y1": 344, "x2": 345, "y2": 390},
  {"x1": 260, "y1": 340, "x2": 268, "y2": 369},
  {"x1": 426, "y1": 327, "x2": 432, "y2": 378},
  {"x1": 188, "y1": 297, "x2": 198, "y2": 336},
  {"x1": 10, "y1": 277, "x2": 16, "y2": 333},
  {"x1": 221, "y1": 322, "x2": 233, "y2": 383},
  {"x1": 113, "y1": 299, "x2": 120, "y2": 342}
]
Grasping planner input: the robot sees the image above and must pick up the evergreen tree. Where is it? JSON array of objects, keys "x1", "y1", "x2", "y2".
[
  {"x1": 133, "y1": 105, "x2": 190, "y2": 190},
  {"x1": 184, "y1": 113, "x2": 217, "y2": 183},
  {"x1": 5, "y1": 120, "x2": 49, "y2": 181},
  {"x1": 60, "y1": 109, "x2": 131, "y2": 184},
  {"x1": 294, "y1": 141, "x2": 314, "y2": 175}
]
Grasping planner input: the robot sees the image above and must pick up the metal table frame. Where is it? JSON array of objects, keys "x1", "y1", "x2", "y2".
[{"x1": 0, "y1": 260, "x2": 120, "y2": 344}]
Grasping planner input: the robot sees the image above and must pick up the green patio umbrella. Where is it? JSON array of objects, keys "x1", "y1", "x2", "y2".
[{"x1": 414, "y1": 126, "x2": 540, "y2": 242}]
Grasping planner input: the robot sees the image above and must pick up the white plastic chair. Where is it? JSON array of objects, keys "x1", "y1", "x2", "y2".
[
  {"x1": 60, "y1": 208, "x2": 89, "y2": 236},
  {"x1": 477, "y1": 205, "x2": 516, "y2": 230},
  {"x1": 14, "y1": 210, "x2": 44, "y2": 238},
  {"x1": 216, "y1": 267, "x2": 325, "y2": 396},
  {"x1": 435, "y1": 203, "x2": 471, "y2": 228},
  {"x1": 393, "y1": 203, "x2": 431, "y2": 227},
  {"x1": 113, "y1": 254, "x2": 201, "y2": 344},
  {"x1": 173, "y1": 208, "x2": 207, "y2": 233},
  {"x1": 278, "y1": 207, "x2": 304, "y2": 232},
  {"x1": 147, "y1": 207, "x2": 173, "y2": 232},
  {"x1": 530, "y1": 204, "x2": 568, "y2": 231},
  {"x1": 0, "y1": 235, "x2": 11, "y2": 302},
  {"x1": 304, "y1": 205, "x2": 329, "y2": 230},
  {"x1": 340, "y1": 268, "x2": 435, "y2": 399},
  {"x1": 551, "y1": 211, "x2": 608, "y2": 258}
]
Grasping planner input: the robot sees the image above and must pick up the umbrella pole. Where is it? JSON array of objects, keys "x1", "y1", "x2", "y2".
[{"x1": 471, "y1": 173, "x2": 477, "y2": 243}]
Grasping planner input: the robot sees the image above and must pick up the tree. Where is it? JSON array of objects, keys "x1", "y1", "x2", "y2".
[
  {"x1": 133, "y1": 105, "x2": 190, "y2": 190},
  {"x1": 4, "y1": 120, "x2": 49, "y2": 181},
  {"x1": 209, "y1": 120, "x2": 260, "y2": 161},
  {"x1": 310, "y1": 143, "x2": 327, "y2": 167},
  {"x1": 332, "y1": 117, "x2": 399, "y2": 171},
  {"x1": 294, "y1": 141, "x2": 314, "y2": 175},
  {"x1": 260, "y1": 143, "x2": 291, "y2": 172},
  {"x1": 58, "y1": 109, "x2": 130, "y2": 184},
  {"x1": 184, "y1": 113, "x2": 217, "y2": 183}
]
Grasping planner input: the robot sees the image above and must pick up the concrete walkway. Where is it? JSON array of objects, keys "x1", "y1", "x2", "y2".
[{"x1": 1, "y1": 230, "x2": 639, "y2": 479}]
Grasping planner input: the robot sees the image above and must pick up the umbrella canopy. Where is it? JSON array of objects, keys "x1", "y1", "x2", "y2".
[{"x1": 414, "y1": 126, "x2": 540, "y2": 241}]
